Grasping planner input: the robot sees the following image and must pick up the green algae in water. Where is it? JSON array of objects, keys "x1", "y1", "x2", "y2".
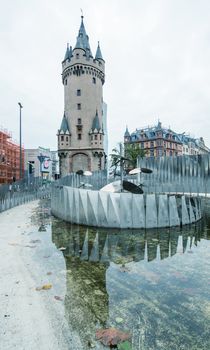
[{"x1": 51, "y1": 200, "x2": 210, "y2": 350}]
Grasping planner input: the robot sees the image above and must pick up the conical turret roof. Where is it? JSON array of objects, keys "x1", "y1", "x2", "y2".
[
  {"x1": 91, "y1": 110, "x2": 101, "y2": 132},
  {"x1": 59, "y1": 113, "x2": 70, "y2": 134},
  {"x1": 124, "y1": 126, "x2": 130, "y2": 137},
  {"x1": 95, "y1": 42, "x2": 104, "y2": 61},
  {"x1": 63, "y1": 43, "x2": 73, "y2": 62},
  {"x1": 74, "y1": 16, "x2": 93, "y2": 56}
]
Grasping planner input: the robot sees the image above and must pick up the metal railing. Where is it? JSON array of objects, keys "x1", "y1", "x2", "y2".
[
  {"x1": 137, "y1": 154, "x2": 210, "y2": 195},
  {"x1": 0, "y1": 177, "x2": 51, "y2": 213}
]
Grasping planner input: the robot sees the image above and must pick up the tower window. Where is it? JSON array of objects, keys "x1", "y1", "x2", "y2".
[
  {"x1": 61, "y1": 135, "x2": 64, "y2": 141},
  {"x1": 92, "y1": 77, "x2": 96, "y2": 84},
  {"x1": 78, "y1": 133, "x2": 82, "y2": 140},
  {"x1": 77, "y1": 89, "x2": 81, "y2": 96},
  {"x1": 65, "y1": 79, "x2": 67, "y2": 85},
  {"x1": 77, "y1": 103, "x2": 81, "y2": 110},
  {"x1": 66, "y1": 136, "x2": 68, "y2": 142},
  {"x1": 94, "y1": 135, "x2": 97, "y2": 140},
  {"x1": 78, "y1": 118, "x2": 81, "y2": 125},
  {"x1": 100, "y1": 134, "x2": 102, "y2": 140},
  {"x1": 76, "y1": 53, "x2": 79, "y2": 59}
]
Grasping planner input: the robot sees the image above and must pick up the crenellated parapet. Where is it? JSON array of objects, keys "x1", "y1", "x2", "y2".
[{"x1": 62, "y1": 60, "x2": 105, "y2": 85}]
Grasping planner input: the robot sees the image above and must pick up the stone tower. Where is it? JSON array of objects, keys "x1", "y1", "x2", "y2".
[{"x1": 57, "y1": 16, "x2": 107, "y2": 176}]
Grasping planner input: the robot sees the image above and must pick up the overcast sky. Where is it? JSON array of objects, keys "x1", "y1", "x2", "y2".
[{"x1": 1, "y1": 0, "x2": 210, "y2": 153}]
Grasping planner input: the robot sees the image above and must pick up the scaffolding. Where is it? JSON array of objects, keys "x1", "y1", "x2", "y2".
[{"x1": 0, "y1": 128, "x2": 24, "y2": 184}]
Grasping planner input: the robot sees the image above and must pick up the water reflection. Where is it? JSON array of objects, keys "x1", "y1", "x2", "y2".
[
  {"x1": 52, "y1": 220, "x2": 207, "y2": 265},
  {"x1": 51, "y1": 203, "x2": 210, "y2": 350}
]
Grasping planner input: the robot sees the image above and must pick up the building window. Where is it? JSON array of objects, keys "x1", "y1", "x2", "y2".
[
  {"x1": 100, "y1": 134, "x2": 102, "y2": 140},
  {"x1": 76, "y1": 53, "x2": 79, "y2": 59},
  {"x1": 78, "y1": 134, "x2": 81, "y2": 140},
  {"x1": 61, "y1": 135, "x2": 64, "y2": 141},
  {"x1": 65, "y1": 79, "x2": 67, "y2": 85},
  {"x1": 141, "y1": 142, "x2": 144, "y2": 149},
  {"x1": 78, "y1": 118, "x2": 81, "y2": 125},
  {"x1": 77, "y1": 89, "x2": 81, "y2": 96},
  {"x1": 77, "y1": 103, "x2": 81, "y2": 110},
  {"x1": 93, "y1": 77, "x2": 96, "y2": 84},
  {"x1": 94, "y1": 135, "x2": 97, "y2": 140},
  {"x1": 66, "y1": 136, "x2": 68, "y2": 142}
]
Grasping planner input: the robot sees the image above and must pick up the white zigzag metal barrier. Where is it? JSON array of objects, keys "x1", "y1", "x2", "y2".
[{"x1": 51, "y1": 154, "x2": 210, "y2": 228}]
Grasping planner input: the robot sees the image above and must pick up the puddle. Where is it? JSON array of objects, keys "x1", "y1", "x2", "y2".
[{"x1": 34, "y1": 199, "x2": 210, "y2": 349}]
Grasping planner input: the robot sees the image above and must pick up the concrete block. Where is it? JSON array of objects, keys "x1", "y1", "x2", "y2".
[
  {"x1": 120, "y1": 193, "x2": 132, "y2": 228},
  {"x1": 169, "y1": 195, "x2": 180, "y2": 226},
  {"x1": 158, "y1": 194, "x2": 169, "y2": 227},
  {"x1": 132, "y1": 194, "x2": 145, "y2": 228},
  {"x1": 107, "y1": 193, "x2": 120, "y2": 227},
  {"x1": 98, "y1": 191, "x2": 109, "y2": 227},
  {"x1": 78, "y1": 189, "x2": 88, "y2": 225},
  {"x1": 87, "y1": 190, "x2": 98, "y2": 227},
  {"x1": 72, "y1": 188, "x2": 80, "y2": 224},
  {"x1": 146, "y1": 194, "x2": 158, "y2": 228},
  {"x1": 181, "y1": 196, "x2": 190, "y2": 225}
]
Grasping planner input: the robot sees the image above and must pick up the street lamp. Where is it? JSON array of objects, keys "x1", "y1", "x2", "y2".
[{"x1": 18, "y1": 102, "x2": 23, "y2": 179}]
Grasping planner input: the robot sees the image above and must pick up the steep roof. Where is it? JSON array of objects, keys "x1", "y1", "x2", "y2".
[
  {"x1": 91, "y1": 111, "x2": 101, "y2": 132},
  {"x1": 59, "y1": 113, "x2": 70, "y2": 134},
  {"x1": 129, "y1": 122, "x2": 182, "y2": 142},
  {"x1": 74, "y1": 16, "x2": 93, "y2": 57},
  {"x1": 63, "y1": 44, "x2": 73, "y2": 62},
  {"x1": 124, "y1": 126, "x2": 130, "y2": 137},
  {"x1": 95, "y1": 42, "x2": 104, "y2": 61}
]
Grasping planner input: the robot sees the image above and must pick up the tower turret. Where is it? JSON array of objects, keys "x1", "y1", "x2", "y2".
[{"x1": 57, "y1": 16, "x2": 107, "y2": 176}]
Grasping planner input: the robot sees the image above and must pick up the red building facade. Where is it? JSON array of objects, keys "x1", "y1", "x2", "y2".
[{"x1": 0, "y1": 128, "x2": 24, "y2": 184}]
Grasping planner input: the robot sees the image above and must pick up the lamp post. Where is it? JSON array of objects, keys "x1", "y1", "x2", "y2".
[{"x1": 18, "y1": 102, "x2": 23, "y2": 180}]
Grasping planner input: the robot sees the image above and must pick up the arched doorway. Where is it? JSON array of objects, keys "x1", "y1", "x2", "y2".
[{"x1": 72, "y1": 153, "x2": 89, "y2": 172}]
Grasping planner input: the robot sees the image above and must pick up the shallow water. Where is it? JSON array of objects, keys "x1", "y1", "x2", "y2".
[{"x1": 36, "y1": 199, "x2": 210, "y2": 349}]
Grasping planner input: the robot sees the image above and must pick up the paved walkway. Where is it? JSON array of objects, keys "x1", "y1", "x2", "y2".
[{"x1": 0, "y1": 201, "x2": 82, "y2": 350}]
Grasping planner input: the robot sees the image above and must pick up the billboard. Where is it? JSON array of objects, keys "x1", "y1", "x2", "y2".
[{"x1": 40, "y1": 157, "x2": 50, "y2": 173}]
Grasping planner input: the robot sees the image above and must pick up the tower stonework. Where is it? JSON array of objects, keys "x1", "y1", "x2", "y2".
[{"x1": 57, "y1": 16, "x2": 107, "y2": 176}]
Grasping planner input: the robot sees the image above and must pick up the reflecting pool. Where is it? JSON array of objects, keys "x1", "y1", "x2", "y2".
[{"x1": 49, "y1": 200, "x2": 210, "y2": 349}]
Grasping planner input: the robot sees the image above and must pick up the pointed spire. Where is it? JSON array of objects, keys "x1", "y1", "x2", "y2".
[
  {"x1": 63, "y1": 43, "x2": 73, "y2": 63},
  {"x1": 59, "y1": 113, "x2": 70, "y2": 134},
  {"x1": 91, "y1": 110, "x2": 101, "y2": 132},
  {"x1": 74, "y1": 16, "x2": 93, "y2": 56},
  {"x1": 124, "y1": 125, "x2": 130, "y2": 137},
  {"x1": 69, "y1": 45, "x2": 73, "y2": 59},
  {"x1": 63, "y1": 43, "x2": 70, "y2": 61},
  {"x1": 95, "y1": 41, "x2": 104, "y2": 61}
]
